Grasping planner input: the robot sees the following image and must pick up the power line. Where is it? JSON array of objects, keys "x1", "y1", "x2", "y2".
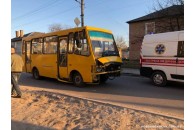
[
  {"x1": 85, "y1": 0, "x2": 147, "y2": 31},
  {"x1": 84, "y1": 1, "x2": 148, "y2": 41},
  {"x1": 12, "y1": 0, "x2": 63, "y2": 21},
  {"x1": 86, "y1": 0, "x2": 146, "y2": 17},
  {"x1": 12, "y1": 6, "x2": 79, "y2": 29},
  {"x1": 12, "y1": 0, "x2": 59, "y2": 21}
]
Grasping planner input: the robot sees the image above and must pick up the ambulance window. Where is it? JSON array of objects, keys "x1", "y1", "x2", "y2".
[{"x1": 177, "y1": 41, "x2": 184, "y2": 57}]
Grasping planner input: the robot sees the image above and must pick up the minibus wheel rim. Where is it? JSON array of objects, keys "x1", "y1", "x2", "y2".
[
  {"x1": 75, "y1": 75, "x2": 81, "y2": 83},
  {"x1": 73, "y1": 72, "x2": 84, "y2": 87}
]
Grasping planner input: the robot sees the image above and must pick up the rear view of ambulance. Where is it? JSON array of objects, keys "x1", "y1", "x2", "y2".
[{"x1": 140, "y1": 31, "x2": 184, "y2": 87}]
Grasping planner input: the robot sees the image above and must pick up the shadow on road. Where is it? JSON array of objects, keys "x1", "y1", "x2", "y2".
[{"x1": 12, "y1": 120, "x2": 54, "y2": 130}]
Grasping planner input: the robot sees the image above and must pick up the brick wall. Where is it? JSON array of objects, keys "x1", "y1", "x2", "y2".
[
  {"x1": 129, "y1": 21, "x2": 146, "y2": 61},
  {"x1": 128, "y1": 17, "x2": 184, "y2": 68}
]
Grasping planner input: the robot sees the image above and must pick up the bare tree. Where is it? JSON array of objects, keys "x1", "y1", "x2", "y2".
[
  {"x1": 48, "y1": 23, "x2": 72, "y2": 32},
  {"x1": 115, "y1": 36, "x2": 128, "y2": 50},
  {"x1": 152, "y1": 0, "x2": 184, "y2": 32},
  {"x1": 153, "y1": 0, "x2": 184, "y2": 8},
  {"x1": 48, "y1": 23, "x2": 63, "y2": 32}
]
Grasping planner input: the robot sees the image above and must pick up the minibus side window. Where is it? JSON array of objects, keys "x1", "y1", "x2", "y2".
[
  {"x1": 26, "y1": 41, "x2": 31, "y2": 62},
  {"x1": 32, "y1": 38, "x2": 43, "y2": 54},
  {"x1": 68, "y1": 33, "x2": 74, "y2": 53},
  {"x1": 44, "y1": 36, "x2": 58, "y2": 54},
  {"x1": 74, "y1": 30, "x2": 89, "y2": 56}
]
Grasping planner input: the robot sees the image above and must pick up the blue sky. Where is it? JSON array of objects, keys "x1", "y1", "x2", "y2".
[{"x1": 11, "y1": 0, "x2": 156, "y2": 43}]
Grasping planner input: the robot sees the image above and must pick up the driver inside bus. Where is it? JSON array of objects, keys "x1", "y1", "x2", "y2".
[{"x1": 74, "y1": 32, "x2": 82, "y2": 54}]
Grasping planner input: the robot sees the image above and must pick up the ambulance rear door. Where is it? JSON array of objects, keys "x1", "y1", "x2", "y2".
[{"x1": 176, "y1": 32, "x2": 184, "y2": 80}]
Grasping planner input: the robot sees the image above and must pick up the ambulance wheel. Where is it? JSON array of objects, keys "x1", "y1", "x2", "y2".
[
  {"x1": 73, "y1": 72, "x2": 85, "y2": 87},
  {"x1": 32, "y1": 68, "x2": 41, "y2": 80},
  {"x1": 151, "y1": 71, "x2": 167, "y2": 87}
]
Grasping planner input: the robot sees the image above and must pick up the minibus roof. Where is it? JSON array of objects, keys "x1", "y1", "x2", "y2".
[{"x1": 23, "y1": 26, "x2": 113, "y2": 41}]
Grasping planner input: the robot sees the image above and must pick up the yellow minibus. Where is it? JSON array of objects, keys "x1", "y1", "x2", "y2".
[{"x1": 22, "y1": 26, "x2": 122, "y2": 87}]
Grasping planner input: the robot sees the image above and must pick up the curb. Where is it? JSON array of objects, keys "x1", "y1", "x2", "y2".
[{"x1": 83, "y1": 98, "x2": 184, "y2": 121}]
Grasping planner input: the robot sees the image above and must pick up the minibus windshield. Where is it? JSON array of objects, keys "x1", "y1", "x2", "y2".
[{"x1": 89, "y1": 31, "x2": 118, "y2": 59}]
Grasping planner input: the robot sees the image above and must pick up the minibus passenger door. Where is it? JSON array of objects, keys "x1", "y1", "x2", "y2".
[
  {"x1": 25, "y1": 41, "x2": 31, "y2": 72},
  {"x1": 58, "y1": 37, "x2": 68, "y2": 79}
]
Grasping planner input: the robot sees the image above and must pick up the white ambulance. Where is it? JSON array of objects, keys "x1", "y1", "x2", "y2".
[{"x1": 140, "y1": 31, "x2": 184, "y2": 87}]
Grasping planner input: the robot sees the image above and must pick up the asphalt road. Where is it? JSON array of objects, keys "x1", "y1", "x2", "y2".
[{"x1": 19, "y1": 72, "x2": 184, "y2": 119}]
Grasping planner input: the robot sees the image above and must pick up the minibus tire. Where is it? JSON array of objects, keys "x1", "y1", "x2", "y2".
[
  {"x1": 100, "y1": 74, "x2": 108, "y2": 83},
  {"x1": 73, "y1": 72, "x2": 85, "y2": 87},
  {"x1": 33, "y1": 68, "x2": 41, "y2": 80},
  {"x1": 151, "y1": 71, "x2": 167, "y2": 87}
]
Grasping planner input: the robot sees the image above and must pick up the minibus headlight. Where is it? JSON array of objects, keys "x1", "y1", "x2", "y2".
[{"x1": 96, "y1": 67, "x2": 102, "y2": 72}]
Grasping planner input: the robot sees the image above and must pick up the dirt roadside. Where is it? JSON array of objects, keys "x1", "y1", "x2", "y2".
[{"x1": 12, "y1": 87, "x2": 184, "y2": 130}]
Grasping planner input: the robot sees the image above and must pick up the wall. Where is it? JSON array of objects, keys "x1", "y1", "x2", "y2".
[{"x1": 128, "y1": 16, "x2": 184, "y2": 68}]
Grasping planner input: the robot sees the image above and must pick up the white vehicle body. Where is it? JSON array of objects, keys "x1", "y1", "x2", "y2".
[{"x1": 140, "y1": 31, "x2": 184, "y2": 86}]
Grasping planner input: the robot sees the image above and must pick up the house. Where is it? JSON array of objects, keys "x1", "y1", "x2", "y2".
[
  {"x1": 11, "y1": 30, "x2": 44, "y2": 55},
  {"x1": 11, "y1": 30, "x2": 30, "y2": 55},
  {"x1": 126, "y1": 5, "x2": 184, "y2": 68}
]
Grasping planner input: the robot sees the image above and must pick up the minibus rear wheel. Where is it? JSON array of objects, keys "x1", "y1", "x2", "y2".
[
  {"x1": 73, "y1": 72, "x2": 85, "y2": 87},
  {"x1": 151, "y1": 71, "x2": 167, "y2": 87},
  {"x1": 33, "y1": 68, "x2": 41, "y2": 80}
]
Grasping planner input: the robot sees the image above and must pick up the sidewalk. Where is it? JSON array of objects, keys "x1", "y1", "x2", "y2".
[{"x1": 121, "y1": 68, "x2": 140, "y2": 76}]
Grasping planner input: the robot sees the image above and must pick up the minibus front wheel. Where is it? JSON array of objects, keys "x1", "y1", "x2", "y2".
[
  {"x1": 72, "y1": 72, "x2": 85, "y2": 87},
  {"x1": 100, "y1": 74, "x2": 108, "y2": 83}
]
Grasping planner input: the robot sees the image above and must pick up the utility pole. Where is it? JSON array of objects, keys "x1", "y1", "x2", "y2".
[
  {"x1": 75, "y1": 0, "x2": 84, "y2": 27},
  {"x1": 81, "y1": 0, "x2": 84, "y2": 27}
]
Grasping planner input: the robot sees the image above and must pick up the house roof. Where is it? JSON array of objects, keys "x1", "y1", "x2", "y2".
[
  {"x1": 11, "y1": 33, "x2": 32, "y2": 42},
  {"x1": 127, "y1": 5, "x2": 184, "y2": 24},
  {"x1": 11, "y1": 32, "x2": 45, "y2": 42}
]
